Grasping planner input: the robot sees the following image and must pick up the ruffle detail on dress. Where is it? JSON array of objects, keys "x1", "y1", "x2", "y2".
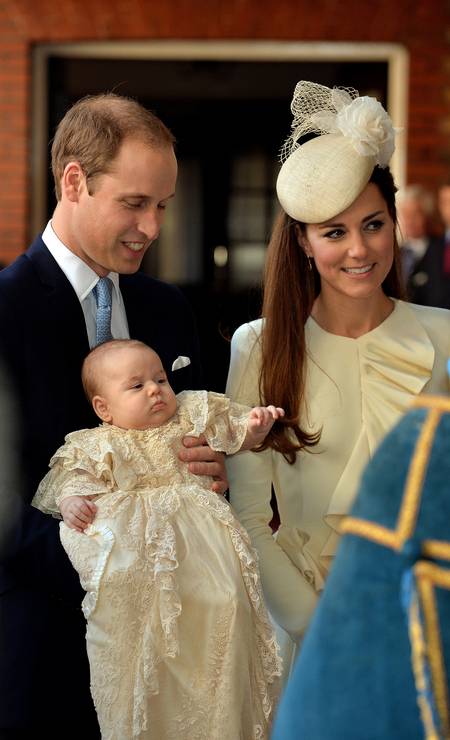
[
  {"x1": 50, "y1": 428, "x2": 119, "y2": 487},
  {"x1": 320, "y1": 301, "x2": 435, "y2": 559},
  {"x1": 34, "y1": 462, "x2": 115, "y2": 517},
  {"x1": 130, "y1": 494, "x2": 182, "y2": 737},
  {"x1": 177, "y1": 390, "x2": 251, "y2": 454},
  {"x1": 145, "y1": 495, "x2": 182, "y2": 661},
  {"x1": 74, "y1": 523, "x2": 115, "y2": 619},
  {"x1": 359, "y1": 301, "x2": 435, "y2": 453},
  {"x1": 177, "y1": 389, "x2": 209, "y2": 436},
  {"x1": 204, "y1": 392, "x2": 251, "y2": 454}
]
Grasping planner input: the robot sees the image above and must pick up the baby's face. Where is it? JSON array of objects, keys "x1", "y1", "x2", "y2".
[{"x1": 95, "y1": 346, "x2": 177, "y2": 430}]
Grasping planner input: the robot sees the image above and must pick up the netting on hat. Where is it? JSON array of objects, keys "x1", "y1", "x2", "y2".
[{"x1": 280, "y1": 80, "x2": 397, "y2": 168}]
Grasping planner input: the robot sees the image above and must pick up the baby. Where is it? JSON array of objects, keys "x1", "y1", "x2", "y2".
[{"x1": 33, "y1": 339, "x2": 282, "y2": 740}]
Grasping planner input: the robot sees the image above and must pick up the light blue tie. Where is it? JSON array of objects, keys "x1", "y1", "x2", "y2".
[{"x1": 93, "y1": 277, "x2": 113, "y2": 346}]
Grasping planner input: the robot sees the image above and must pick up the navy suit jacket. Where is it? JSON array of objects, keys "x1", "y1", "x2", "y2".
[
  {"x1": 406, "y1": 235, "x2": 450, "y2": 309},
  {"x1": 0, "y1": 236, "x2": 203, "y2": 733}
]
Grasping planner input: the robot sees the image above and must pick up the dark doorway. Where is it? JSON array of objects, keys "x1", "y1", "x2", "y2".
[{"x1": 46, "y1": 56, "x2": 388, "y2": 390}]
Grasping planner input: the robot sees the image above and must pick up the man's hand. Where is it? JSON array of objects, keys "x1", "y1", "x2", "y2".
[
  {"x1": 179, "y1": 434, "x2": 228, "y2": 495},
  {"x1": 59, "y1": 495, "x2": 97, "y2": 532}
]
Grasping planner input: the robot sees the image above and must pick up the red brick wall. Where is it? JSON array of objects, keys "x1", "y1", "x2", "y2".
[{"x1": 0, "y1": 0, "x2": 448, "y2": 261}]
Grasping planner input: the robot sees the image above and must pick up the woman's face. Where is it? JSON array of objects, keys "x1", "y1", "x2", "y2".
[{"x1": 298, "y1": 183, "x2": 395, "y2": 303}]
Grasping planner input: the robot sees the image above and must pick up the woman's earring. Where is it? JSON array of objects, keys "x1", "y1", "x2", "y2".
[{"x1": 307, "y1": 256, "x2": 313, "y2": 271}]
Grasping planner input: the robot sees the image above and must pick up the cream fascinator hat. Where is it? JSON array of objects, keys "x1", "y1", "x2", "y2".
[{"x1": 276, "y1": 81, "x2": 399, "y2": 223}]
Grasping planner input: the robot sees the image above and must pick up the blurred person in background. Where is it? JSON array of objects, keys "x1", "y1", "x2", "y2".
[{"x1": 397, "y1": 183, "x2": 450, "y2": 307}]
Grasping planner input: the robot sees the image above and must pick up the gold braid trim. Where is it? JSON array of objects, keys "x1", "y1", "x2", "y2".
[
  {"x1": 397, "y1": 407, "x2": 441, "y2": 543},
  {"x1": 408, "y1": 593, "x2": 440, "y2": 740},
  {"x1": 339, "y1": 518, "x2": 397, "y2": 547},
  {"x1": 413, "y1": 395, "x2": 450, "y2": 413},
  {"x1": 339, "y1": 404, "x2": 450, "y2": 739},
  {"x1": 423, "y1": 541, "x2": 450, "y2": 562},
  {"x1": 416, "y1": 562, "x2": 450, "y2": 738},
  {"x1": 340, "y1": 407, "x2": 442, "y2": 550}
]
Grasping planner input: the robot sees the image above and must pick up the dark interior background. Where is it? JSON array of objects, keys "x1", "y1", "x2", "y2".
[{"x1": 46, "y1": 57, "x2": 388, "y2": 391}]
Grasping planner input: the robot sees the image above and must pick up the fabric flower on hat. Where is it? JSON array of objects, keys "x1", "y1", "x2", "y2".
[
  {"x1": 277, "y1": 80, "x2": 400, "y2": 223},
  {"x1": 282, "y1": 80, "x2": 399, "y2": 169},
  {"x1": 335, "y1": 96, "x2": 396, "y2": 166},
  {"x1": 308, "y1": 94, "x2": 396, "y2": 168}
]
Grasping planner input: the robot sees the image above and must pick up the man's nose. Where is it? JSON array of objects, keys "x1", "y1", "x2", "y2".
[{"x1": 137, "y1": 208, "x2": 161, "y2": 241}]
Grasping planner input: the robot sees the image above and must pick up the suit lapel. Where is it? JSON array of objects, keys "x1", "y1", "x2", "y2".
[{"x1": 26, "y1": 236, "x2": 90, "y2": 359}]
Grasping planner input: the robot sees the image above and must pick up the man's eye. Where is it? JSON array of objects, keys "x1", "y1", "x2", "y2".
[{"x1": 124, "y1": 201, "x2": 144, "y2": 209}]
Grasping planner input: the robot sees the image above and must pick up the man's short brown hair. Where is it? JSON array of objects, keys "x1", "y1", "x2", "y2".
[{"x1": 51, "y1": 93, "x2": 175, "y2": 200}]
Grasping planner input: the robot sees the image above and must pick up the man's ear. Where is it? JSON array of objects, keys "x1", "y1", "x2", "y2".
[
  {"x1": 61, "y1": 161, "x2": 85, "y2": 203},
  {"x1": 92, "y1": 395, "x2": 112, "y2": 423},
  {"x1": 294, "y1": 223, "x2": 312, "y2": 258}
]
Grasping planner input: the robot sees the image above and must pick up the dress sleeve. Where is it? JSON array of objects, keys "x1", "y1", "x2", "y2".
[
  {"x1": 32, "y1": 430, "x2": 115, "y2": 518},
  {"x1": 226, "y1": 323, "x2": 318, "y2": 641},
  {"x1": 202, "y1": 392, "x2": 251, "y2": 454}
]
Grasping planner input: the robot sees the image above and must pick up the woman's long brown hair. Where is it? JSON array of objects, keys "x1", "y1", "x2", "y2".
[{"x1": 257, "y1": 166, "x2": 405, "y2": 464}]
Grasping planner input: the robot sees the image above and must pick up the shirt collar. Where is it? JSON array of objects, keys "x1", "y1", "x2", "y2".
[{"x1": 42, "y1": 220, "x2": 120, "y2": 301}]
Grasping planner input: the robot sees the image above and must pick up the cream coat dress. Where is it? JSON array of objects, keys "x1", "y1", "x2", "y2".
[
  {"x1": 225, "y1": 301, "x2": 450, "y2": 678},
  {"x1": 33, "y1": 391, "x2": 281, "y2": 740}
]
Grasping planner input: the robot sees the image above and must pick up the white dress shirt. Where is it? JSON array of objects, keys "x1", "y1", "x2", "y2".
[{"x1": 42, "y1": 221, "x2": 130, "y2": 348}]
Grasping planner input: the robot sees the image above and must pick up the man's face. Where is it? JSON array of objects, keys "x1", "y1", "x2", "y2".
[
  {"x1": 70, "y1": 139, "x2": 177, "y2": 276},
  {"x1": 397, "y1": 198, "x2": 427, "y2": 240}
]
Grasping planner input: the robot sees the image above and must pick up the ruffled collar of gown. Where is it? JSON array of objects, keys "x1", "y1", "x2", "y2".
[{"x1": 306, "y1": 300, "x2": 436, "y2": 561}]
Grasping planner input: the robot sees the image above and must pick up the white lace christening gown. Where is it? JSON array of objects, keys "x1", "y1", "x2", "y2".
[{"x1": 33, "y1": 390, "x2": 281, "y2": 740}]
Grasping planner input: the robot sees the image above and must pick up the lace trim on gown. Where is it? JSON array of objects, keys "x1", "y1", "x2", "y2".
[
  {"x1": 178, "y1": 389, "x2": 251, "y2": 454},
  {"x1": 65, "y1": 486, "x2": 281, "y2": 738},
  {"x1": 33, "y1": 391, "x2": 280, "y2": 738}
]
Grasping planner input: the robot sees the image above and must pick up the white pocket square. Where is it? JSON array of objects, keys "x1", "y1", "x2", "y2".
[{"x1": 172, "y1": 355, "x2": 191, "y2": 371}]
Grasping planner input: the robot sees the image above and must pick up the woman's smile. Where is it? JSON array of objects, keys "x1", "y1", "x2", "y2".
[{"x1": 341, "y1": 264, "x2": 375, "y2": 276}]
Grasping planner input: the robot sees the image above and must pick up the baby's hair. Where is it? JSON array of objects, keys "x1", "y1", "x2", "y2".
[{"x1": 82, "y1": 338, "x2": 154, "y2": 402}]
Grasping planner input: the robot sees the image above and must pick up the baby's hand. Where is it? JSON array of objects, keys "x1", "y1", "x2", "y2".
[
  {"x1": 240, "y1": 405, "x2": 285, "y2": 451},
  {"x1": 249, "y1": 405, "x2": 285, "y2": 435},
  {"x1": 59, "y1": 495, "x2": 97, "y2": 532}
]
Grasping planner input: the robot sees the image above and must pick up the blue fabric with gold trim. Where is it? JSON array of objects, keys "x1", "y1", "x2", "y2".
[{"x1": 272, "y1": 395, "x2": 450, "y2": 740}]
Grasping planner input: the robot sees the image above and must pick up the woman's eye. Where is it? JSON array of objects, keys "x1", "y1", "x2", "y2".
[
  {"x1": 366, "y1": 219, "x2": 384, "y2": 231},
  {"x1": 324, "y1": 228, "x2": 344, "y2": 239}
]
